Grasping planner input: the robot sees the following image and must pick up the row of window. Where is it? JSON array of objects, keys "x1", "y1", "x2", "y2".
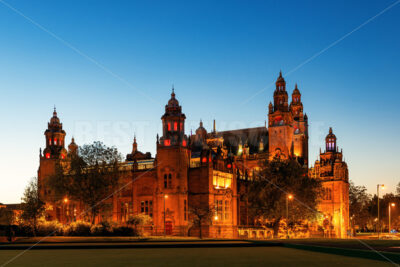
[
  {"x1": 48, "y1": 138, "x2": 63, "y2": 146},
  {"x1": 215, "y1": 200, "x2": 230, "y2": 221},
  {"x1": 120, "y1": 199, "x2": 188, "y2": 221},
  {"x1": 166, "y1": 122, "x2": 183, "y2": 132},
  {"x1": 164, "y1": 174, "x2": 172, "y2": 188},
  {"x1": 322, "y1": 187, "x2": 332, "y2": 200}
]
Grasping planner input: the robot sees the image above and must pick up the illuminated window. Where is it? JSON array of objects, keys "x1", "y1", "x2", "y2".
[
  {"x1": 215, "y1": 200, "x2": 223, "y2": 221},
  {"x1": 164, "y1": 139, "x2": 171, "y2": 146},
  {"x1": 61, "y1": 154, "x2": 65, "y2": 159},
  {"x1": 180, "y1": 122, "x2": 183, "y2": 132},
  {"x1": 202, "y1": 157, "x2": 207, "y2": 163},
  {"x1": 141, "y1": 200, "x2": 153, "y2": 217},
  {"x1": 213, "y1": 171, "x2": 232, "y2": 189},
  {"x1": 182, "y1": 140, "x2": 187, "y2": 147},
  {"x1": 227, "y1": 163, "x2": 232, "y2": 169},
  {"x1": 174, "y1": 122, "x2": 178, "y2": 131},
  {"x1": 45, "y1": 153, "x2": 50, "y2": 159},
  {"x1": 54, "y1": 138, "x2": 57, "y2": 145},
  {"x1": 224, "y1": 200, "x2": 230, "y2": 220},
  {"x1": 168, "y1": 123, "x2": 171, "y2": 131}
]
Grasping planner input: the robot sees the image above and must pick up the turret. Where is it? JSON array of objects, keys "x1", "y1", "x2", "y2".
[
  {"x1": 160, "y1": 87, "x2": 187, "y2": 147},
  {"x1": 273, "y1": 71, "x2": 288, "y2": 111},
  {"x1": 43, "y1": 107, "x2": 67, "y2": 159},
  {"x1": 325, "y1": 127, "x2": 337, "y2": 152}
]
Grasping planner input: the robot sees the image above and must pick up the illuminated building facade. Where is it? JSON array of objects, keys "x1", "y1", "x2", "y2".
[{"x1": 37, "y1": 72, "x2": 349, "y2": 238}]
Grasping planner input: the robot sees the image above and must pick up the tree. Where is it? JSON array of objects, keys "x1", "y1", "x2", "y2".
[
  {"x1": 349, "y1": 181, "x2": 372, "y2": 231},
  {"x1": 396, "y1": 182, "x2": 400, "y2": 196},
  {"x1": 247, "y1": 159, "x2": 322, "y2": 237},
  {"x1": 189, "y1": 205, "x2": 214, "y2": 239},
  {"x1": 21, "y1": 178, "x2": 45, "y2": 236},
  {"x1": 48, "y1": 141, "x2": 122, "y2": 224},
  {"x1": 127, "y1": 214, "x2": 152, "y2": 234}
]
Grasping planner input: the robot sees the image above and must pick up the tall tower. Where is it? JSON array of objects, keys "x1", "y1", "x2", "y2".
[
  {"x1": 290, "y1": 84, "x2": 308, "y2": 166},
  {"x1": 38, "y1": 108, "x2": 68, "y2": 219},
  {"x1": 156, "y1": 88, "x2": 189, "y2": 235},
  {"x1": 310, "y1": 128, "x2": 349, "y2": 238},
  {"x1": 268, "y1": 72, "x2": 293, "y2": 160}
]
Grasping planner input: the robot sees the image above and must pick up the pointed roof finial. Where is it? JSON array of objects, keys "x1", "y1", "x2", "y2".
[
  {"x1": 200, "y1": 119, "x2": 203, "y2": 127},
  {"x1": 279, "y1": 70, "x2": 282, "y2": 77},
  {"x1": 134, "y1": 133, "x2": 137, "y2": 143},
  {"x1": 295, "y1": 83, "x2": 298, "y2": 89},
  {"x1": 53, "y1": 105, "x2": 57, "y2": 116},
  {"x1": 329, "y1": 127, "x2": 333, "y2": 134},
  {"x1": 171, "y1": 84, "x2": 175, "y2": 95},
  {"x1": 213, "y1": 119, "x2": 216, "y2": 133}
]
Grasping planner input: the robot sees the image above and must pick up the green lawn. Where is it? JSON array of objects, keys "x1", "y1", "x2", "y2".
[{"x1": 0, "y1": 247, "x2": 393, "y2": 267}]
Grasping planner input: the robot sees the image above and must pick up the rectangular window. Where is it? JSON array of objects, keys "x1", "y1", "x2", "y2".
[
  {"x1": 140, "y1": 200, "x2": 153, "y2": 217},
  {"x1": 224, "y1": 200, "x2": 230, "y2": 220},
  {"x1": 168, "y1": 174, "x2": 172, "y2": 188},
  {"x1": 184, "y1": 199, "x2": 187, "y2": 220},
  {"x1": 164, "y1": 174, "x2": 168, "y2": 188},
  {"x1": 180, "y1": 122, "x2": 183, "y2": 132},
  {"x1": 168, "y1": 123, "x2": 171, "y2": 131},
  {"x1": 174, "y1": 122, "x2": 178, "y2": 131},
  {"x1": 164, "y1": 139, "x2": 171, "y2": 146}
]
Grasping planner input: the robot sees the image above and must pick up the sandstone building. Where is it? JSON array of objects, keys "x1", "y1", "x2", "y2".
[{"x1": 37, "y1": 72, "x2": 349, "y2": 238}]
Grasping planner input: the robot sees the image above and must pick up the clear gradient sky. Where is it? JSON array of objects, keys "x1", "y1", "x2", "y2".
[{"x1": 1, "y1": 0, "x2": 399, "y2": 203}]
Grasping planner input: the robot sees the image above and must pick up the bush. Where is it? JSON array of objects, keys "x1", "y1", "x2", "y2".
[
  {"x1": 112, "y1": 226, "x2": 137, "y2": 236},
  {"x1": 64, "y1": 221, "x2": 91, "y2": 236},
  {"x1": 37, "y1": 220, "x2": 64, "y2": 236},
  {"x1": 90, "y1": 221, "x2": 113, "y2": 236}
]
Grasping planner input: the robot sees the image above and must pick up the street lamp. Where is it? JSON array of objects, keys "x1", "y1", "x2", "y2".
[
  {"x1": 389, "y1": 203, "x2": 395, "y2": 234},
  {"x1": 286, "y1": 194, "x2": 293, "y2": 239},
  {"x1": 63, "y1": 197, "x2": 68, "y2": 224},
  {"x1": 377, "y1": 184, "x2": 384, "y2": 238},
  {"x1": 164, "y1": 194, "x2": 168, "y2": 236}
]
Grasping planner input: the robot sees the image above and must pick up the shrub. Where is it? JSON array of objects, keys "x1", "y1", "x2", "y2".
[
  {"x1": 112, "y1": 226, "x2": 137, "y2": 236},
  {"x1": 64, "y1": 221, "x2": 91, "y2": 236},
  {"x1": 37, "y1": 220, "x2": 64, "y2": 236},
  {"x1": 90, "y1": 221, "x2": 113, "y2": 236}
]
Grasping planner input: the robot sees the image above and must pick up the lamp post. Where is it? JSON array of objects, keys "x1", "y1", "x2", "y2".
[
  {"x1": 164, "y1": 194, "x2": 168, "y2": 236},
  {"x1": 63, "y1": 197, "x2": 68, "y2": 224},
  {"x1": 286, "y1": 194, "x2": 293, "y2": 239},
  {"x1": 377, "y1": 184, "x2": 384, "y2": 238},
  {"x1": 389, "y1": 203, "x2": 395, "y2": 234}
]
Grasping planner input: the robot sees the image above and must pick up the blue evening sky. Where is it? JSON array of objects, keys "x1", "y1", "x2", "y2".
[{"x1": 0, "y1": 0, "x2": 399, "y2": 203}]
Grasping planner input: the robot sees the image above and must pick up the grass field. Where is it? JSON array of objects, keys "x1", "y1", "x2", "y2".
[{"x1": 0, "y1": 247, "x2": 393, "y2": 267}]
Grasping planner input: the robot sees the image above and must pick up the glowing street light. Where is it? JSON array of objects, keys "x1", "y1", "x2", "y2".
[
  {"x1": 377, "y1": 184, "x2": 384, "y2": 238},
  {"x1": 63, "y1": 197, "x2": 69, "y2": 203},
  {"x1": 389, "y1": 203, "x2": 396, "y2": 234},
  {"x1": 286, "y1": 194, "x2": 293, "y2": 239},
  {"x1": 164, "y1": 194, "x2": 168, "y2": 236}
]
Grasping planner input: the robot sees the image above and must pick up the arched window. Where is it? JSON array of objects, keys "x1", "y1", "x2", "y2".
[
  {"x1": 164, "y1": 174, "x2": 168, "y2": 188},
  {"x1": 168, "y1": 174, "x2": 172, "y2": 188}
]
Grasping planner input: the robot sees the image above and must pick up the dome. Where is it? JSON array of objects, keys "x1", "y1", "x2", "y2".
[
  {"x1": 50, "y1": 108, "x2": 60, "y2": 125},
  {"x1": 195, "y1": 120, "x2": 207, "y2": 138},
  {"x1": 167, "y1": 89, "x2": 179, "y2": 107},
  {"x1": 326, "y1": 127, "x2": 336, "y2": 139},
  {"x1": 68, "y1": 137, "x2": 78, "y2": 153}
]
